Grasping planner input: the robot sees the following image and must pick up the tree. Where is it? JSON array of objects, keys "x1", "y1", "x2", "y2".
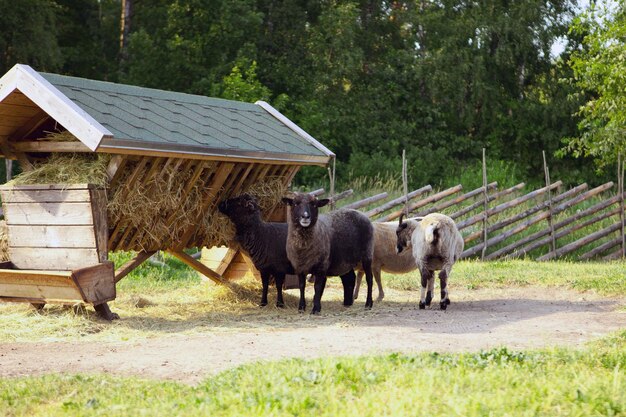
[
  {"x1": 566, "y1": 3, "x2": 626, "y2": 167},
  {"x1": 0, "y1": 0, "x2": 63, "y2": 74}
]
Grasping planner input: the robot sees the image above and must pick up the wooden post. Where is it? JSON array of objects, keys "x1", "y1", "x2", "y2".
[
  {"x1": 543, "y1": 151, "x2": 557, "y2": 255},
  {"x1": 402, "y1": 149, "x2": 409, "y2": 217},
  {"x1": 328, "y1": 157, "x2": 336, "y2": 211},
  {"x1": 450, "y1": 183, "x2": 525, "y2": 220},
  {"x1": 617, "y1": 153, "x2": 626, "y2": 258},
  {"x1": 481, "y1": 149, "x2": 488, "y2": 260}
]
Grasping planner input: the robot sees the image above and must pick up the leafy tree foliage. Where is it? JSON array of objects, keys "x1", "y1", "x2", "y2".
[{"x1": 566, "y1": 2, "x2": 626, "y2": 167}]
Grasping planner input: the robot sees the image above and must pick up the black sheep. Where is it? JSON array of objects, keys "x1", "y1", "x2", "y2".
[
  {"x1": 218, "y1": 193, "x2": 293, "y2": 308},
  {"x1": 282, "y1": 192, "x2": 375, "y2": 314}
]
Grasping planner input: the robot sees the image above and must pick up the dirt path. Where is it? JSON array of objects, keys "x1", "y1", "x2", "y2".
[{"x1": 1, "y1": 287, "x2": 625, "y2": 385}]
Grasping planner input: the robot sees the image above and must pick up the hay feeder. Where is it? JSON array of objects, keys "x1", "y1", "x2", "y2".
[{"x1": 0, "y1": 64, "x2": 333, "y2": 319}]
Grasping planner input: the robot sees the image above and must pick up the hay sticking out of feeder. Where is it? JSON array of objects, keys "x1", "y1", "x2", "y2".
[
  {"x1": 107, "y1": 161, "x2": 213, "y2": 250},
  {"x1": 37, "y1": 130, "x2": 80, "y2": 142},
  {"x1": 7, "y1": 153, "x2": 110, "y2": 186},
  {"x1": 199, "y1": 176, "x2": 288, "y2": 248},
  {"x1": 0, "y1": 221, "x2": 8, "y2": 262}
]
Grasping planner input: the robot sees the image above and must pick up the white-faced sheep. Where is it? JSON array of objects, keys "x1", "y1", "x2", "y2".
[
  {"x1": 396, "y1": 213, "x2": 464, "y2": 310},
  {"x1": 282, "y1": 192, "x2": 375, "y2": 314},
  {"x1": 218, "y1": 193, "x2": 293, "y2": 308},
  {"x1": 353, "y1": 220, "x2": 420, "y2": 301}
]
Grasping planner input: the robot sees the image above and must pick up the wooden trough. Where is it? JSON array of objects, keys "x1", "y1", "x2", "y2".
[{"x1": 0, "y1": 64, "x2": 334, "y2": 319}]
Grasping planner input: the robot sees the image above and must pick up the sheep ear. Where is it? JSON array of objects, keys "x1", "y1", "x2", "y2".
[
  {"x1": 282, "y1": 197, "x2": 294, "y2": 206},
  {"x1": 316, "y1": 198, "x2": 330, "y2": 208}
]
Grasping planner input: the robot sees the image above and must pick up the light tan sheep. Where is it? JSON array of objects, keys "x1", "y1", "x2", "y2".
[{"x1": 396, "y1": 213, "x2": 464, "y2": 310}]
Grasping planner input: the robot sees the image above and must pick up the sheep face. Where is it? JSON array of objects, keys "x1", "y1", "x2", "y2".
[
  {"x1": 218, "y1": 193, "x2": 260, "y2": 219},
  {"x1": 395, "y1": 222, "x2": 412, "y2": 253},
  {"x1": 282, "y1": 193, "x2": 329, "y2": 229}
]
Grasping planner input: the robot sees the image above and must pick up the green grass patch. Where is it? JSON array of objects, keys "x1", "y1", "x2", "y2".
[{"x1": 1, "y1": 337, "x2": 625, "y2": 416}]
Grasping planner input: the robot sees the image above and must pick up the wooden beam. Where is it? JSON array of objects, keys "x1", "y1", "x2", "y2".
[
  {"x1": 12, "y1": 141, "x2": 91, "y2": 153},
  {"x1": 114, "y1": 250, "x2": 156, "y2": 283},
  {"x1": 166, "y1": 249, "x2": 227, "y2": 285}
]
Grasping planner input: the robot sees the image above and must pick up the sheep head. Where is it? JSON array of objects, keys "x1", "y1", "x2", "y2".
[
  {"x1": 395, "y1": 213, "x2": 413, "y2": 254},
  {"x1": 218, "y1": 193, "x2": 261, "y2": 220},
  {"x1": 282, "y1": 192, "x2": 329, "y2": 229}
]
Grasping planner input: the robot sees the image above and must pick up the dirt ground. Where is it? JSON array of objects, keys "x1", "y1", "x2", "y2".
[{"x1": 1, "y1": 286, "x2": 625, "y2": 385}]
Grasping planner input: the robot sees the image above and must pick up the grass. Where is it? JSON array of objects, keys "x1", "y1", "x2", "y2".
[
  {"x1": 0, "y1": 257, "x2": 625, "y2": 416},
  {"x1": 1, "y1": 336, "x2": 625, "y2": 416}
]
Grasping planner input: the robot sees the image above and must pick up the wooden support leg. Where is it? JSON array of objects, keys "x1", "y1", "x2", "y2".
[
  {"x1": 166, "y1": 249, "x2": 228, "y2": 286},
  {"x1": 94, "y1": 302, "x2": 120, "y2": 321},
  {"x1": 114, "y1": 250, "x2": 156, "y2": 283},
  {"x1": 30, "y1": 303, "x2": 45, "y2": 311}
]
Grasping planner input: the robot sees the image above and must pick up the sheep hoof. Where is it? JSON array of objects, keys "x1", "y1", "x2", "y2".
[
  {"x1": 439, "y1": 301, "x2": 448, "y2": 310},
  {"x1": 364, "y1": 300, "x2": 373, "y2": 310},
  {"x1": 260, "y1": 302, "x2": 268, "y2": 307},
  {"x1": 276, "y1": 301, "x2": 285, "y2": 308},
  {"x1": 310, "y1": 308, "x2": 321, "y2": 315},
  {"x1": 344, "y1": 301, "x2": 354, "y2": 307},
  {"x1": 418, "y1": 302, "x2": 426, "y2": 310}
]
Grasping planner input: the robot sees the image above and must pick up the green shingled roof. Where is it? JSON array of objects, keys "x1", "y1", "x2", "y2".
[{"x1": 40, "y1": 72, "x2": 332, "y2": 164}]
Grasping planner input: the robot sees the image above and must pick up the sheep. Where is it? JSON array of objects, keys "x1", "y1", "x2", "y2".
[
  {"x1": 218, "y1": 193, "x2": 293, "y2": 308},
  {"x1": 282, "y1": 192, "x2": 375, "y2": 314},
  {"x1": 353, "y1": 220, "x2": 421, "y2": 301},
  {"x1": 396, "y1": 212, "x2": 464, "y2": 310}
]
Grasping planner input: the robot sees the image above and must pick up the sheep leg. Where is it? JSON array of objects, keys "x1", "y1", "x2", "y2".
[
  {"x1": 375, "y1": 267, "x2": 384, "y2": 301},
  {"x1": 439, "y1": 268, "x2": 451, "y2": 310},
  {"x1": 275, "y1": 273, "x2": 285, "y2": 308},
  {"x1": 341, "y1": 270, "x2": 356, "y2": 307},
  {"x1": 298, "y1": 273, "x2": 307, "y2": 312},
  {"x1": 311, "y1": 274, "x2": 327, "y2": 315},
  {"x1": 260, "y1": 271, "x2": 270, "y2": 307},
  {"x1": 353, "y1": 270, "x2": 364, "y2": 300},
  {"x1": 419, "y1": 267, "x2": 433, "y2": 309},
  {"x1": 362, "y1": 259, "x2": 374, "y2": 310},
  {"x1": 425, "y1": 273, "x2": 435, "y2": 306}
]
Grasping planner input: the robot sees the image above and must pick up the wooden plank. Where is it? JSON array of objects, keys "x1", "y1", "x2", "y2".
[
  {"x1": 7, "y1": 225, "x2": 97, "y2": 248},
  {"x1": 457, "y1": 181, "x2": 563, "y2": 230},
  {"x1": 176, "y1": 162, "x2": 235, "y2": 249},
  {"x1": 378, "y1": 185, "x2": 463, "y2": 222},
  {"x1": 579, "y1": 236, "x2": 622, "y2": 260},
  {"x1": 14, "y1": 65, "x2": 113, "y2": 150},
  {"x1": 365, "y1": 185, "x2": 432, "y2": 218},
  {"x1": 417, "y1": 182, "x2": 498, "y2": 216},
  {"x1": 0, "y1": 104, "x2": 40, "y2": 117},
  {"x1": 0, "y1": 183, "x2": 94, "y2": 190},
  {"x1": 89, "y1": 188, "x2": 109, "y2": 262},
  {"x1": 464, "y1": 184, "x2": 587, "y2": 244},
  {"x1": 114, "y1": 250, "x2": 156, "y2": 284},
  {"x1": 487, "y1": 184, "x2": 617, "y2": 260},
  {"x1": 342, "y1": 192, "x2": 389, "y2": 210},
  {"x1": 166, "y1": 249, "x2": 227, "y2": 285},
  {"x1": 537, "y1": 222, "x2": 622, "y2": 261},
  {"x1": 0, "y1": 283, "x2": 83, "y2": 302},
  {"x1": 72, "y1": 262, "x2": 115, "y2": 304},
  {"x1": 450, "y1": 183, "x2": 526, "y2": 220},
  {"x1": 12, "y1": 141, "x2": 92, "y2": 153},
  {"x1": 9, "y1": 247, "x2": 100, "y2": 270},
  {"x1": 0, "y1": 188, "x2": 91, "y2": 203},
  {"x1": 3, "y1": 202, "x2": 95, "y2": 225}
]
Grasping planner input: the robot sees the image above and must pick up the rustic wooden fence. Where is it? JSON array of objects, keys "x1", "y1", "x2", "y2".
[{"x1": 321, "y1": 174, "x2": 625, "y2": 262}]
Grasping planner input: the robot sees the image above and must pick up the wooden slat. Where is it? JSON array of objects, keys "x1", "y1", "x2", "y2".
[
  {"x1": 90, "y1": 188, "x2": 109, "y2": 262},
  {"x1": 7, "y1": 225, "x2": 97, "y2": 248},
  {"x1": 176, "y1": 162, "x2": 235, "y2": 249},
  {"x1": 4, "y1": 202, "x2": 94, "y2": 225},
  {"x1": 378, "y1": 185, "x2": 462, "y2": 222},
  {"x1": 0, "y1": 269, "x2": 83, "y2": 302},
  {"x1": 0, "y1": 188, "x2": 91, "y2": 203},
  {"x1": 12, "y1": 141, "x2": 92, "y2": 153},
  {"x1": 114, "y1": 251, "x2": 156, "y2": 284},
  {"x1": 72, "y1": 262, "x2": 115, "y2": 304},
  {"x1": 9, "y1": 248, "x2": 100, "y2": 270},
  {"x1": 166, "y1": 249, "x2": 227, "y2": 285},
  {"x1": 537, "y1": 222, "x2": 622, "y2": 261}
]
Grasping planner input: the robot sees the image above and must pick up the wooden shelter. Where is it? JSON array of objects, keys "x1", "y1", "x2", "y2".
[{"x1": 0, "y1": 64, "x2": 333, "y2": 318}]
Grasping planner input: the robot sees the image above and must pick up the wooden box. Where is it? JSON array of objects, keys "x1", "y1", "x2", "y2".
[
  {"x1": 0, "y1": 184, "x2": 108, "y2": 270},
  {"x1": 0, "y1": 184, "x2": 114, "y2": 305},
  {"x1": 0, "y1": 261, "x2": 115, "y2": 304}
]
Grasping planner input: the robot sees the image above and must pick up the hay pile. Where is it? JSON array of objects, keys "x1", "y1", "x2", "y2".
[{"x1": 7, "y1": 153, "x2": 110, "y2": 186}]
